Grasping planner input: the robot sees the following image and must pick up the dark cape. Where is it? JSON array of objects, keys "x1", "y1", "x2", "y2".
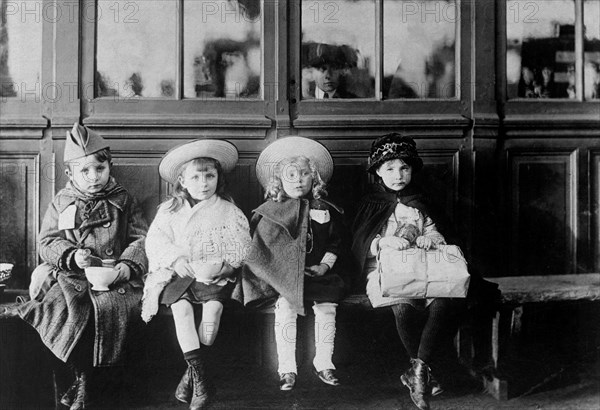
[{"x1": 351, "y1": 183, "x2": 500, "y2": 312}]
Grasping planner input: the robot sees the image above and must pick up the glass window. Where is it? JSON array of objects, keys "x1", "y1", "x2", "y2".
[
  {"x1": 506, "y1": 0, "x2": 576, "y2": 99},
  {"x1": 96, "y1": 0, "x2": 178, "y2": 98},
  {"x1": 0, "y1": 0, "x2": 43, "y2": 99},
  {"x1": 584, "y1": 0, "x2": 600, "y2": 100},
  {"x1": 95, "y1": 0, "x2": 262, "y2": 100},
  {"x1": 301, "y1": 0, "x2": 376, "y2": 99},
  {"x1": 184, "y1": 0, "x2": 261, "y2": 99},
  {"x1": 384, "y1": 0, "x2": 457, "y2": 99}
]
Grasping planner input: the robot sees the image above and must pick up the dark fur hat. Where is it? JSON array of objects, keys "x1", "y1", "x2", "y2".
[{"x1": 367, "y1": 133, "x2": 423, "y2": 174}]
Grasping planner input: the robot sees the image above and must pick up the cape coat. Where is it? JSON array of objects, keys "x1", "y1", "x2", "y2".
[
  {"x1": 233, "y1": 198, "x2": 345, "y2": 314},
  {"x1": 19, "y1": 182, "x2": 148, "y2": 366}
]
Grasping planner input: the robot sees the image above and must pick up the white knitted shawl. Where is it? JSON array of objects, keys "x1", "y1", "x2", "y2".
[{"x1": 141, "y1": 195, "x2": 250, "y2": 322}]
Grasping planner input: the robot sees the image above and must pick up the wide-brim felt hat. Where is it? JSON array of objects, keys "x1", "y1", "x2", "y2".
[
  {"x1": 159, "y1": 139, "x2": 239, "y2": 185},
  {"x1": 256, "y1": 137, "x2": 334, "y2": 188}
]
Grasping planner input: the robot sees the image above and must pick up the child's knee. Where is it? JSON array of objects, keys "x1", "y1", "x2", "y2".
[
  {"x1": 312, "y1": 302, "x2": 337, "y2": 316},
  {"x1": 171, "y1": 300, "x2": 194, "y2": 320},
  {"x1": 29, "y1": 264, "x2": 57, "y2": 299}
]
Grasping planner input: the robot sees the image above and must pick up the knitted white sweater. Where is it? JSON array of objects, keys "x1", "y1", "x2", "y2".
[{"x1": 141, "y1": 195, "x2": 250, "y2": 321}]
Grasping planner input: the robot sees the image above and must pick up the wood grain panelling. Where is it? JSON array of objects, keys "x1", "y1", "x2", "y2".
[
  {"x1": 415, "y1": 150, "x2": 460, "y2": 227},
  {"x1": 110, "y1": 153, "x2": 166, "y2": 226},
  {"x1": 592, "y1": 151, "x2": 600, "y2": 272},
  {"x1": 0, "y1": 153, "x2": 39, "y2": 287},
  {"x1": 227, "y1": 156, "x2": 263, "y2": 217},
  {"x1": 508, "y1": 151, "x2": 577, "y2": 276}
]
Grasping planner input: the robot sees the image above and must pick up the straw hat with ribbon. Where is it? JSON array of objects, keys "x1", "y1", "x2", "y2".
[
  {"x1": 255, "y1": 137, "x2": 334, "y2": 189},
  {"x1": 159, "y1": 139, "x2": 239, "y2": 185}
]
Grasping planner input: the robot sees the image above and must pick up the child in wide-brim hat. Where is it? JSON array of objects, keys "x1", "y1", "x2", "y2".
[
  {"x1": 243, "y1": 136, "x2": 347, "y2": 391},
  {"x1": 143, "y1": 139, "x2": 251, "y2": 409}
]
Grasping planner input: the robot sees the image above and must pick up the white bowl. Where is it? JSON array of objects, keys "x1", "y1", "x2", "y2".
[
  {"x1": 85, "y1": 266, "x2": 118, "y2": 291},
  {"x1": 189, "y1": 261, "x2": 223, "y2": 282}
]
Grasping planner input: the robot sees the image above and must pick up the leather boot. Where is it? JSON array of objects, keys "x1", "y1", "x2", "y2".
[
  {"x1": 400, "y1": 358, "x2": 430, "y2": 410},
  {"x1": 69, "y1": 370, "x2": 89, "y2": 410},
  {"x1": 175, "y1": 365, "x2": 192, "y2": 403},
  {"x1": 187, "y1": 357, "x2": 210, "y2": 410}
]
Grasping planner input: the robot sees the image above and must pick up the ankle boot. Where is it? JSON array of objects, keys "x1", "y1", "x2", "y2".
[
  {"x1": 60, "y1": 378, "x2": 79, "y2": 407},
  {"x1": 400, "y1": 358, "x2": 430, "y2": 410},
  {"x1": 187, "y1": 357, "x2": 210, "y2": 410},
  {"x1": 70, "y1": 370, "x2": 89, "y2": 410},
  {"x1": 175, "y1": 365, "x2": 192, "y2": 403}
]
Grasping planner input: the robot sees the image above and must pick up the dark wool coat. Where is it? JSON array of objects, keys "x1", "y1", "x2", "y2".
[
  {"x1": 234, "y1": 198, "x2": 346, "y2": 314},
  {"x1": 19, "y1": 184, "x2": 148, "y2": 366}
]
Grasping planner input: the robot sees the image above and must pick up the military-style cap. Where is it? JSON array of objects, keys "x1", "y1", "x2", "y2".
[{"x1": 64, "y1": 123, "x2": 110, "y2": 163}]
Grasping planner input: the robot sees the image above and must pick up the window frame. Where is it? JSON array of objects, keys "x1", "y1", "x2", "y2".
[
  {"x1": 79, "y1": 0, "x2": 274, "y2": 132},
  {"x1": 0, "y1": 0, "x2": 51, "y2": 139},
  {"x1": 288, "y1": 0, "x2": 472, "y2": 129},
  {"x1": 499, "y1": 0, "x2": 600, "y2": 124}
]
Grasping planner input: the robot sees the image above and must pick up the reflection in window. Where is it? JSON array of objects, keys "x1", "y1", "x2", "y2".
[
  {"x1": 301, "y1": 0, "x2": 375, "y2": 99},
  {"x1": 384, "y1": 0, "x2": 457, "y2": 99},
  {"x1": 584, "y1": 0, "x2": 600, "y2": 99},
  {"x1": 184, "y1": 0, "x2": 261, "y2": 99},
  {"x1": 0, "y1": 0, "x2": 42, "y2": 99},
  {"x1": 506, "y1": 0, "x2": 575, "y2": 99},
  {"x1": 96, "y1": 1, "x2": 177, "y2": 98}
]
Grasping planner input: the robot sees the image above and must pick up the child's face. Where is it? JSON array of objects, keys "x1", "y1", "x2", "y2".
[
  {"x1": 280, "y1": 160, "x2": 314, "y2": 199},
  {"x1": 314, "y1": 64, "x2": 342, "y2": 93},
  {"x1": 376, "y1": 158, "x2": 412, "y2": 192},
  {"x1": 66, "y1": 156, "x2": 111, "y2": 194},
  {"x1": 179, "y1": 161, "x2": 218, "y2": 202}
]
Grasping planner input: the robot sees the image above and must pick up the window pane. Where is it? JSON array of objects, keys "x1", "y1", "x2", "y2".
[
  {"x1": 584, "y1": 0, "x2": 600, "y2": 100},
  {"x1": 384, "y1": 0, "x2": 457, "y2": 99},
  {"x1": 507, "y1": 0, "x2": 575, "y2": 99},
  {"x1": 0, "y1": 0, "x2": 42, "y2": 99},
  {"x1": 184, "y1": 0, "x2": 261, "y2": 99},
  {"x1": 96, "y1": 1, "x2": 177, "y2": 98},
  {"x1": 301, "y1": 0, "x2": 375, "y2": 99}
]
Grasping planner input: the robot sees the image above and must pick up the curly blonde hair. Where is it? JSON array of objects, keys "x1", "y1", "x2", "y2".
[{"x1": 264, "y1": 156, "x2": 327, "y2": 202}]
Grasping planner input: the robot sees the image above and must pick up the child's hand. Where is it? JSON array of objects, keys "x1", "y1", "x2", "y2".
[
  {"x1": 173, "y1": 257, "x2": 195, "y2": 279},
  {"x1": 379, "y1": 236, "x2": 410, "y2": 250},
  {"x1": 74, "y1": 249, "x2": 92, "y2": 268},
  {"x1": 416, "y1": 236, "x2": 433, "y2": 250},
  {"x1": 305, "y1": 264, "x2": 329, "y2": 277},
  {"x1": 113, "y1": 263, "x2": 131, "y2": 284}
]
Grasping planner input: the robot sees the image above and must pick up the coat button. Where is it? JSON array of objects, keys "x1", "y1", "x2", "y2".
[
  {"x1": 105, "y1": 249, "x2": 114, "y2": 256},
  {"x1": 117, "y1": 288, "x2": 125, "y2": 295},
  {"x1": 103, "y1": 222, "x2": 111, "y2": 228},
  {"x1": 75, "y1": 284, "x2": 82, "y2": 292}
]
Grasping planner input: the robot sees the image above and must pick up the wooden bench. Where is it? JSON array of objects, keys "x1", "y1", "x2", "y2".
[{"x1": 457, "y1": 273, "x2": 600, "y2": 400}]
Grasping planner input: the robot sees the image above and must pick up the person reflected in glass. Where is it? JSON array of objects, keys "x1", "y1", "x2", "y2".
[{"x1": 303, "y1": 44, "x2": 357, "y2": 99}]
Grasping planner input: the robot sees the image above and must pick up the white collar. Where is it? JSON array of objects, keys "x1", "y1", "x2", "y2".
[{"x1": 315, "y1": 87, "x2": 337, "y2": 99}]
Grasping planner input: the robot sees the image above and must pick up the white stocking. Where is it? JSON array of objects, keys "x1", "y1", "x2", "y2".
[
  {"x1": 274, "y1": 296, "x2": 298, "y2": 374},
  {"x1": 171, "y1": 300, "x2": 200, "y2": 353},
  {"x1": 313, "y1": 302, "x2": 337, "y2": 372}
]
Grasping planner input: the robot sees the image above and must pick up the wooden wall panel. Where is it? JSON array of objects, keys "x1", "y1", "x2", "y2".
[
  {"x1": 0, "y1": 153, "x2": 39, "y2": 287},
  {"x1": 508, "y1": 150, "x2": 577, "y2": 276},
  {"x1": 592, "y1": 151, "x2": 600, "y2": 271},
  {"x1": 110, "y1": 152, "x2": 167, "y2": 225}
]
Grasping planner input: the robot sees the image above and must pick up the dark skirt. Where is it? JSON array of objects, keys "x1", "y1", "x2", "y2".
[
  {"x1": 160, "y1": 276, "x2": 234, "y2": 306},
  {"x1": 304, "y1": 273, "x2": 345, "y2": 303}
]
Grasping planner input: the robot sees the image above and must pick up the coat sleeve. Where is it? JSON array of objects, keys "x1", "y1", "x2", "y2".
[
  {"x1": 38, "y1": 201, "x2": 78, "y2": 271},
  {"x1": 118, "y1": 196, "x2": 149, "y2": 277},
  {"x1": 145, "y1": 205, "x2": 188, "y2": 272}
]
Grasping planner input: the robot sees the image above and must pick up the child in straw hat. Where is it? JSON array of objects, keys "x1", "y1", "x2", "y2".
[
  {"x1": 241, "y1": 137, "x2": 347, "y2": 391},
  {"x1": 142, "y1": 139, "x2": 250, "y2": 410},
  {"x1": 16, "y1": 123, "x2": 148, "y2": 410}
]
